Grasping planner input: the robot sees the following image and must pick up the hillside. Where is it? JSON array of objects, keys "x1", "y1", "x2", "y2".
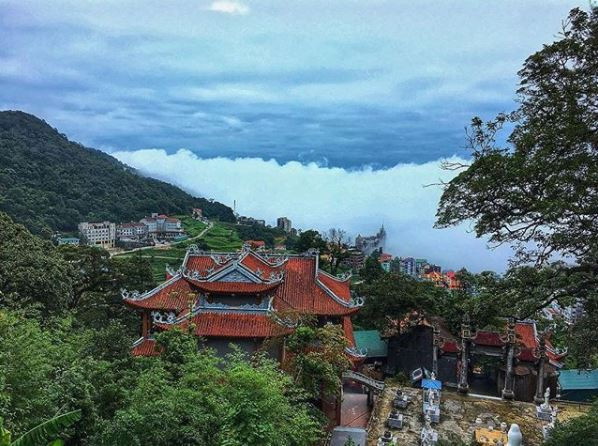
[{"x1": 0, "y1": 111, "x2": 235, "y2": 236}]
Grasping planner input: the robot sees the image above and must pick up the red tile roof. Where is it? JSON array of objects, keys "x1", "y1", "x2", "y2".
[
  {"x1": 159, "y1": 312, "x2": 294, "y2": 338},
  {"x1": 240, "y1": 251, "x2": 283, "y2": 277},
  {"x1": 124, "y1": 276, "x2": 193, "y2": 311},
  {"x1": 317, "y1": 271, "x2": 351, "y2": 302},
  {"x1": 186, "y1": 280, "x2": 282, "y2": 294},
  {"x1": 275, "y1": 258, "x2": 358, "y2": 316},
  {"x1": 132, "y1": 338, "x2": 161, "y2": 356}
]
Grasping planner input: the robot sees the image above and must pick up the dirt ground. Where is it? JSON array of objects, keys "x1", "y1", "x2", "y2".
[{"x1": 367, "y1": 384, "x2": 588, "y2": 445}]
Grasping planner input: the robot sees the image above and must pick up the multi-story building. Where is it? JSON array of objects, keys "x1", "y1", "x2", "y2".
[
  {"x1": 192, "y1": 208, "x2": 203, "y2": 220},
  {"x1": 117, "y1": 222, "x2": 149, "y2": 241},
  {"x1": 78, "y1": 221, "x2": 116, "y2": 249},
  {"x1": 276, "y1": 217, "x2": 292, "y2": 233},
  {"x1": 398, "y1": 257, "x2": 417, "y2": 277},
  {"x1": 140, "y1": 213, "x2": 183, "y2": 240},
  {"x1": 355, "y1": 225, "x2": 386, "y2": 256}
]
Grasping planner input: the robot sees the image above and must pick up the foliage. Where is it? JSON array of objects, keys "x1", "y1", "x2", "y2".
[
  {"x1": 434, "y1": 7, "x2": 598, "y2": 366},
  {"x1": 284, "y1": 323, "x2": 351, "y2": 399},
  {"x1": 10, "y1": 410, "x2": 81, "y2": 446},
  {"x1": 0, "y1": 212, "x2": 74, "y2": 314},
  {"x1": 360, "y1": 255, "x2": 385, "y2": 284},
  {"x1": 291, "y1": 230, "x2": 327, "y2": 254},
  {"x1": 0, "y1": 111, "x2": 235, "y2": 237},
  {"x1": 233, "y1": 223, "x2": 286, "y2": 248},
  {"x1": 95, "y1": 329, "x2": 324, "y2": 446},
  {"x1": 325, "y1": 229, "x2": 351, "y2": 275},
  {"x1": 356, "y1": 272, "x2": 446, "y2": 330},
  {"x1": 544, "y1": 400, "x2": 598, "y2": 446}
]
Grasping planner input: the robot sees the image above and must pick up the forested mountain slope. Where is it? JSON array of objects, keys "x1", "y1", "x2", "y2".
[{"x1": 0, "y1": 111, "x2": 235, "y2": 236}]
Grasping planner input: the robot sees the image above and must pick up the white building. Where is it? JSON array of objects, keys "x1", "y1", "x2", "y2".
[
  {"x1": 140, "y1": 213, "x2": 183, "y2": 240},
  {"x1": 117, "y1": 222, "x2": 148, "y2": 240},
  {"x1": 78, "y1": 221, "x2": 116, "y2": 249}
]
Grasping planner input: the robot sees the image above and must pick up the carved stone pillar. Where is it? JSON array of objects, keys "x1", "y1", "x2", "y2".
[
  {"x1": 502, "y1": 318, "x2": 516, "y2": 400},
  {"x1": 458, "y1": 315, "x2": 472, "y2": 394},
  {"x1": 534, "y1": 332, "x2": 547, "y2": 404}
]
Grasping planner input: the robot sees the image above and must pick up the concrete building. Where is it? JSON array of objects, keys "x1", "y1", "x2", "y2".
[
  {"x1": 398, "y1": 257, "x2": 417, "y2": 277},
  {"x1": 78, "y1": 221, "x2": 116, "y2": 249},
  {"x1": 57, "y1": 237, "x2": 80, "y2": 246},
  {"x1": 117, "y1": 222, "x2": 149, "y2": 241},
  {"x1": 140, "y1": 213, "x2": 183, "y2": 240},
  {"x1": 277, "y1": 217, "x2": 292, "y2": 233}
]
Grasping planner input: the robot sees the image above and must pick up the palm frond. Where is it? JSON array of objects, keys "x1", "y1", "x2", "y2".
[{"x1": 12, "y1": 410, "x2": 81, "y2": 446}]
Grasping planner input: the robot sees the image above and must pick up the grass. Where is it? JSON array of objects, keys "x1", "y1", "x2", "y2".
[
  {"x1": 114, "y1": 222, "x2": 243, "y2": 282},
  {"x1": 200, "y1": 222, "x2": 243, "y2": 251},
  {"x1": 173, "y1": 215, "x2": 207, "y2": 237}
]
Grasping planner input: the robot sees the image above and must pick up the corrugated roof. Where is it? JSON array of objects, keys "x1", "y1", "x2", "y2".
[
  {"x1": 559, "y1": 369, "x2": 598, "y2": 390},
  {"x1": 354, "y1": 330, "x2": 388, "y2": 358}
]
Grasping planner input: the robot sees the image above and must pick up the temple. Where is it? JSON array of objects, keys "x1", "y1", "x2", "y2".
[
  {"x1": 123, "y1": 245, "x2": 365, "y2": 363},
  {"x1": 385, "y1": 315, "x2": 566, "y2": 402}
]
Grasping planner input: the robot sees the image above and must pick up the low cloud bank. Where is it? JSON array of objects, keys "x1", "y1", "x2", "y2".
[{"x1": 113, "y1": 149, "x2": 512, "y2": 272}]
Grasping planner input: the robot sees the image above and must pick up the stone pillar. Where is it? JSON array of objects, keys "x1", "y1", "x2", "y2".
[
  {"x1": 432, "y1": 323, "x2": 440, "y2": 377},
  {"x1": 502, "y1": 318, "x2": 516, "y2": 400},
  {"x1": 458, "y1": 315, "x2": 471, "y2": 394},
  {"x1": 534, "y1": 332, "x2": 547, "y2": 404}
]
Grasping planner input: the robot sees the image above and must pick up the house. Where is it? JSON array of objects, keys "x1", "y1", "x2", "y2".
[
  {"x1": 57, "y1": 236, "x2": 80, "y2": 246},
  {"x1": 245, "y1": 240, "x2": 266, "y2": 251},
  {"x1": 378, "y1": 253, "x2": 393, "y2": 272},
  {"x1": 192, "y1": 208, "x2": 203, "y2": 220},
  {"x1": 78, "y1": 221, "x2": 116, "y2": 249},
  {"x1": 558, "y1": 369, "x2": 598, "y2": 402},
  {"x1": 123, "y1": 246, "x2": 365, "y2": 364}
]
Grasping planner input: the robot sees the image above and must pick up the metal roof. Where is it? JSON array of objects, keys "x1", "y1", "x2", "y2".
[
  {"x1": 354, "y1": 330, "x2": 388, "y2": 358},
  {"x1": 559, "y1": 369, "x2": 598, "y2": 390}
]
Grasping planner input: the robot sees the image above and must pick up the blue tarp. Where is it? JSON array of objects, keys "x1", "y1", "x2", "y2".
[{"x1": 421, "y1": 379, "x2": 442, "y2": 390}]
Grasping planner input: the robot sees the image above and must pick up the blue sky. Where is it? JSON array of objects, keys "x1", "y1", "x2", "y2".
[{"x1": 0, "y1": 0, "x2": 585, "y2": 270}]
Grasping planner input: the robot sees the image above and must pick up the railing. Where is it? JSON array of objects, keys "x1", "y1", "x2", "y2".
[{"x1": 342, "y1": 370, "x2": 385, "y2": 392}]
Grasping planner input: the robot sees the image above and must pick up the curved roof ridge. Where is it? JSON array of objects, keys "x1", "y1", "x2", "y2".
[
  {"x1": 315, "y1": 274, "x2": 362, "y2": 308},
  {"x1": 121, "y1": 273, "x2": 182, "y2": 301},
  {"x1": 318, "y1": 268, "x2": 352, "y2": 283}
]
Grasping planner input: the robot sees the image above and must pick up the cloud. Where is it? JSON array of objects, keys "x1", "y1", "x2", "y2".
[
  {"x1": 209, "y1": 1, "x2": 249, "y2": 15},
  {"x1": 112, "y1": 148, "x2": 513, "y2": 272}
]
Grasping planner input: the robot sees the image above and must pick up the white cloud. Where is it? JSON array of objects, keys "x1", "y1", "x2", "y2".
[
  {"x1": 112, "y1": 149, "x2": 513, "y2": 272},
  {"x1": 209, "y1": 1, "x2": 249, "y2": 15}
]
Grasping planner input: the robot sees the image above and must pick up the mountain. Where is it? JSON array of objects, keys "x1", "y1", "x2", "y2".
[{"x1": 0, "y1": 111, "x2": 235, "y2": 236}]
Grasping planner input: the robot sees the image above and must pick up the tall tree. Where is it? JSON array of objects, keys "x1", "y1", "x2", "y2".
[{"x1": 434, "y1": 7, "x2": 598, "y2": 366}]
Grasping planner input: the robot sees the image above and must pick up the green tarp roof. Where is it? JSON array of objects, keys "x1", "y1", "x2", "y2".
[
  {"x1": 354, "y1": 330, "x2": 387, "y2": 358},
  {"x1": 559, "y1": 369, "x2": 598, "y2": 390}
]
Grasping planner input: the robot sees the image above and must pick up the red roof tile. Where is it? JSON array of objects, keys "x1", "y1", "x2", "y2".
[
  {"x1": 132, "y1": 338, "x2": 161, "y2": 356},
  {"x1": 160, "y1": 312, "x2": 294, "y2": 338},
  {"x1": 187, "y1": 280, "x2": 281, "y2": 294},
  {"x1": 240, "y1": 252, "x2": 282, "y2": 277},
  {"x1": 317, "y1": 271, "x2": 351, "y2": 302},
  {"x1": 124, "y1": 276, "x2": 193, "y2": 311},
  {"x1": 274, "y1": 258, "x2": 358, "y2": 316}
]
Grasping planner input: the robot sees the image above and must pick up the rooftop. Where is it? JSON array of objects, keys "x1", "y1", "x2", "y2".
[{"x1": 559, "y1": 369, "x2": 598, "y2": 390}]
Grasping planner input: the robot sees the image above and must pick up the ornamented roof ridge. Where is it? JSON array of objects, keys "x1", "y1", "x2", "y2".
[
  {"x1": 121, "y1": 273, "x2": 182, "y2": 301},
  {"x1": 315, "y1": 273, "x2": 363, "y2": 309}
]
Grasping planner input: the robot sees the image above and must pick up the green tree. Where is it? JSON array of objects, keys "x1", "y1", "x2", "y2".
[
  {"x1": 544, "y1": 401, "x2": 598, "y2": 446},
  {"x1": 284, "y1": 323, "x2": 351, "y2": 399},
  {"x1": 0, "y1": 410, "x2": 81, "y2": 446},
  {"x1": 356, "y1": 272, "x2": 446, "y2": 330},
  {"x1": 0, "y1": 212, "x2": 73, "y2": 314},
  {"x1": 434, "y1": 7, "x2": 598, "y2": 366},
  {"x1": 360, "y1": 255, "x2": 385, "y2": 284},
  {"x1": 293, "y1": 230, "x2": 327, "y2": 253}
]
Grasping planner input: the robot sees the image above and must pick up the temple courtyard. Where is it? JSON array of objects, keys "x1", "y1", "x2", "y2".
[{"x1": 367, "y1": 383, "x2": 589, "y2": 446}]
